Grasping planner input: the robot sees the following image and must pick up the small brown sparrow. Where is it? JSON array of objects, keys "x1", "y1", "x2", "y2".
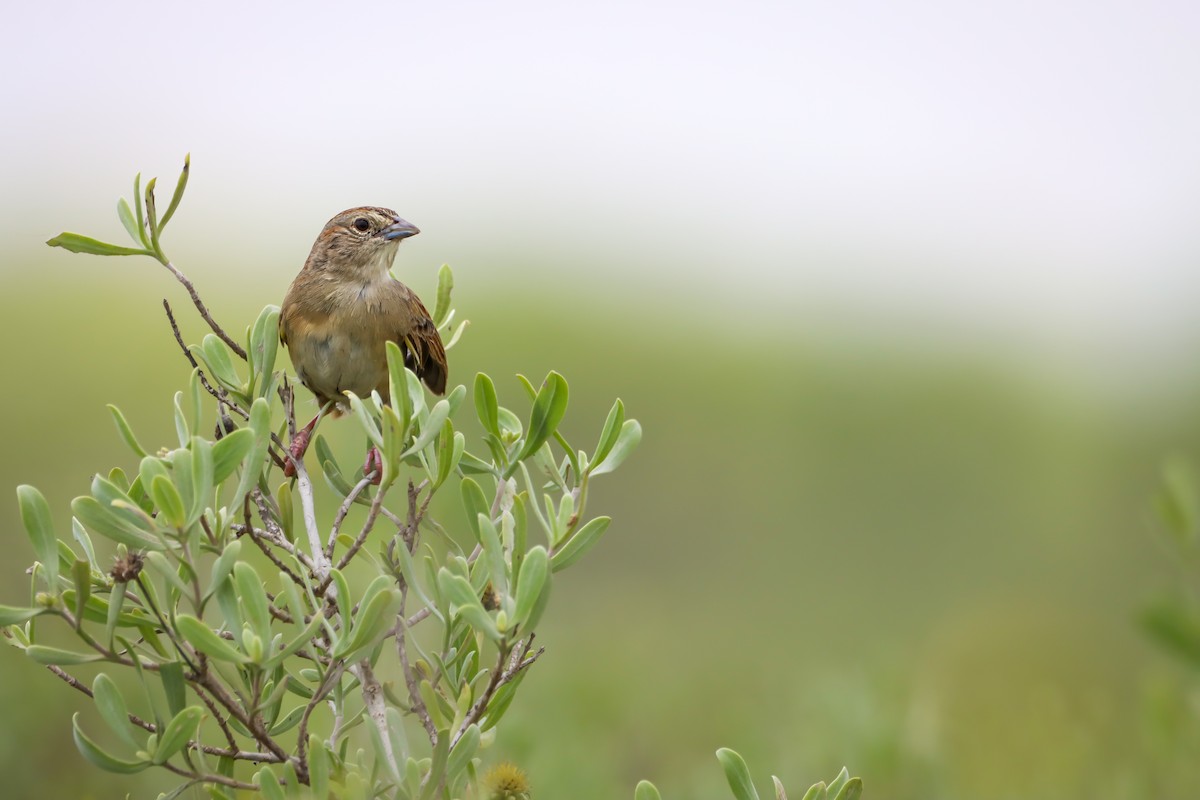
[{"x1": 280, "y1": 206, "x2": 447, "y2": 477}]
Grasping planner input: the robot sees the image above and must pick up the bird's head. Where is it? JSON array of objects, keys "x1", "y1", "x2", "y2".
[{"x1": 309, "y1": 206, "x2": 420, "y2": 277}]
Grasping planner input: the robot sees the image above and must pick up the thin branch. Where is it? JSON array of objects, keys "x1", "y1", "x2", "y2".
[
  {"x1": 193, "y1": 683, "x2": 240, "y2": 752},
  {"x1": 292, "y1": 456, "x2": 329, "y2": 582},
  {"x1": 395, "y1": 594, "x2": 438, "y2": 743},
  {"x1": 351, "y1": 660, "x2": 399, "y2": 777},
  {"x1": 161, "y1": 761, "x2": 257, "y2": 791},
  {"x1": 326, "y1": 475, "x2": 376, "y2": 557},
  {"x1": 161, "y1": 261, "x2": 247, "y2": 360},
  {"x1": 163, "y1": 299, "x2": 247, "y2": 429},
  {"x1": 45, "y1": 665, "x2": 278, "y2": 763},
  {"x1": 450, "y1": 635, "x2": 543, "y2": 750}
]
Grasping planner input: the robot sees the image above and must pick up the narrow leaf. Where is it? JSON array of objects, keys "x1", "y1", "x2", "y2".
[
  {"x1": 18, "y1": 485, "x2": 59, "y2": 587},
  {"x1": 176, "y1": 615, "x2": 250, "y2": 664},
  {"x1": 107, "y1": 405, "x2": 149, "y2": 458},
  {"x1": 152, "y1": 706, "x2": 203, "y2": 764},
  {"x1": 589, "y1": 419, "x2": 641, "y2": 476},
  {"x1": 72, "y1": 714, "x2": 150, "y2": 774},
  {"x1": 717, "y1": 747, "x2": 761, "y2": 800},
  {"x1": 550, "y1": 516, "x2": 612, "y2": 572},
  {"x1": 46, "y1": 232, "x2": 152, "y2": 257},
  {"x1": 93, "y1": 673, "x2": 141, "y2": 751}
]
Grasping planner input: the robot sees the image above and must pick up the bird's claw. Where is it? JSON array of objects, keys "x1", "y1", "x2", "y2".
[
  {"x1": 363, "y1": 446, "x2": 383, "y2": 485},
  {"x1": 284, "y1": 428, "x2": 313, "y2": 478}
]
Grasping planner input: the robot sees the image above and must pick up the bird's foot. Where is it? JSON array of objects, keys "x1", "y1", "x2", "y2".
[
  {"x1": 284, "y1": 428, "x2": 313, "y2": 478},
  {"x1": 363, "y1": 446, "x2": 383, "y2": 485}
]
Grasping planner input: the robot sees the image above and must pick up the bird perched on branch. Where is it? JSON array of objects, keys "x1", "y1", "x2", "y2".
[{"x1": 280, "y1": 206, "x2": 447, "y2": 478}]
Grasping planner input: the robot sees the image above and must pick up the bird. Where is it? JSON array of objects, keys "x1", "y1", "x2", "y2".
[{"x1": 280, "y1": 206, "x2": 447, "y2": 479}]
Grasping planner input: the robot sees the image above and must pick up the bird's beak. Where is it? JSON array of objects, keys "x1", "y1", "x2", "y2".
[{"x1": 379, "y1": 219, "x2": 421, "y2": 241}]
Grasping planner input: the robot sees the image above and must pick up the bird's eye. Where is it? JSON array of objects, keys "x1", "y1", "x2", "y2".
[{"x1": 353, "y1": 217, "x2": 371, "y2": 232}]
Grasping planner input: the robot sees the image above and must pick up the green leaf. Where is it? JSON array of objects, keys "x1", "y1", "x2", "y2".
[
  {"x1": 801, "y1": 784, "x2": 828, "y2": 800},
  {"x1": 0, "y1": 605, "x2": 47, "y2": 625},
  {"x1": 158, "y1": 153, "x2": 190, "y2": 230},
  {"x1": 386, "y1": 341, "x2": 414, "y2": 434},
  {"x1": 72, "y1": 518, "x2": 98, "y2": 569},
  {"x1": 772, "y1": 776, "x2": 789, "y2": 800},
  {"x1": 18, "y1": 485, "x2": 59, "y2": 587},
  {"x1": 117, "y1": 197, "x2": 143, "y2": 245},
  {"x1": 460, "y1": 478, "x2": 490, "y2": 544},
  {"x1": 104, "y1": 584, "x2": 127, "y2": 647},
  {"x1": 234, "y1": 562, "x2": 272, "y2": 647},
  {"x1": 478, "y1": 514, "x2": 507, "y2": 599},
  {"x1": 420, "y1": 730, "x2": 451, "y2": 800},
  {"x1": 589, "y1": 419, "x2": 641, "y2": 476},
  {"x1": 152, "y1": 706, "x2": 203, "y2": 764},
  {"x1": 145, "y1": 176, "x2": 162, "y2": 254},
  {"x1": 590, "y1": 398, "x2": 625, "y2": 469},
  {"x1": 255, "y1": 766, "x2": 287, "y2": 800},
  {"x1": 197, "y1": 334, "x2": 241, "y2": 392},
  {"x1": 474, "y1": 373, "x2": 500, "y2": 438},
  {"x1": 93, "y1": 673, "x2": 142, "y2": 751},
  {"x1": 46, "y1": 232, "x2": 153, "y2": 257},
  {"x1": 550, "y1": 516, "x2": 611, "y2": 572},
  {"x1": 71, "y1": 559, "x2": 92, "y2": 625},
  {"x1": 436, "y1": 569, "x2": 500, "y2": 641},
  {"x1": 186, "y1": 437, "x2": 214, "y2": 526},
  {"x1": 445, "y1": 723, "x2": 480, "y2": 781},
  {"x1": 717, "y1": 748, "x2": 761, "y2": 800},
  {"x1": 176, "y1": 614, "x2": 250, "y2": 664},
  {"x1": 150, "y1": 476, "x2": 186, "y2": 529},
  {"x1": 72, "y1": 713, "x2": 150, "y2": 774},
  {"x1": 511, "y1": 372, "x2": 569, "y2": 469},
  {"x1": 161, "y1": 661, "x2": 187, "y2": 718},
  {"x1": 832, "y1": 777, "x2": 861, "y2": 800},
  {"x1": 433, "y1": 263, "x2": 454, "y2": 327},
  {"x1": 205, "y1": 538, "x2": 242, "y2": 601},
  {"x1": 347, "y1": 392, "x2": 384, "y2": 449},
  {"x1": 212, "y1": 428, "x2": 254, "y2": 485},
  {"x1": 107, "y1": 404, "x2": 149, "y2": 458},
  {"x1": 403, "y1": 399, "x2": 451, "y2": 460},
  {"x1": 635, "y1": 781, "x2": 663, "y2": 800},
  {"x1": 25, "y1": 645, "x2": 106, "y2": 665},
  {"x1": 233, "y1": 398, "x2": 271, "y2": 506},
  {"x1": 335, "y1": 584, "x2": 402, "y2": 661},
  {"x1": 265, "y1": 611, "x2": 326, "y2": 670},
  {"x1": 513, "y1": 546, "x2": 548, "y2": 628},
  {"x1": 248, "y1": 305, "x2": 281, "y2": 398},
  {"x1": 308, "y1": 735, "x2": 330, "y2": 799},
  {"x1": 825, "y1": 768, "x2": 849, "y2": 800}
]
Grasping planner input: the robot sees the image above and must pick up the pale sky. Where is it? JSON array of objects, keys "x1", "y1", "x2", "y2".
[{"x1": 3, "y1": 0, "x2": 1199, "y2": 390}]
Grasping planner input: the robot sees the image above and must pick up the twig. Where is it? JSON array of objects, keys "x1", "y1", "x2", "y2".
[
  {"x1": 326, "y1": 475, "x2": 376, "y2": 556},
  {"x1": 193, "y1": 684, "x2": 240, "y2": 752},
  {"x1": 161, "y1": 761, "x2": 257, "y2": 791},
  {"x1": 162, "y1": 299, "x2": 247, "y2": 425},
  {"x1": 351, "y1": 660, "x2": 399, "y2": 778},
  {"x1": 450, "y1": 635, "x2": 543, "y2": 750},
  {"x1": 44, "y1": 665, "x2": 278, "y2": 762},
  {"x1": 161, "y1": 261, "x2": 247, "y2": 360},
  {"x1": 395, "y1": 595, "x2": 438, "y2": 743}
]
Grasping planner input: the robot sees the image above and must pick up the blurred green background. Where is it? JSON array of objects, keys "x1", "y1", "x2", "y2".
[{"x1": 4, "y1": 1, "x2": 1200, "y2": 798}]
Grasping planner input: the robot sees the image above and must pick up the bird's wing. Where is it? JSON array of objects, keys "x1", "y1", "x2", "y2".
[{"x1": 394, "y1": 290, "x2": 448, "y2": 396}]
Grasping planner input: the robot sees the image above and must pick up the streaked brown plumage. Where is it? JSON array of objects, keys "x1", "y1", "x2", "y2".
[{"x1": 280, "y1": 206, "x2": 447, "y2": 474}]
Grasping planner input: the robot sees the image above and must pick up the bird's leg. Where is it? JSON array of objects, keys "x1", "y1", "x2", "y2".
[
  {"x1": 363, "y1": 445, "x2": 384, "y2": 485},
  {"x1": 284, "y1": 403, "x2": 333, "y2": 478}
]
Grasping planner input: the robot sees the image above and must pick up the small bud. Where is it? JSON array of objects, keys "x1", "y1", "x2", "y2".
[
  {"x1": 483, "y1": 762, "x2": 531, "y2": 800},
  {"x1": 110, "y1": 552, "x2": 145, "y2": 583}
]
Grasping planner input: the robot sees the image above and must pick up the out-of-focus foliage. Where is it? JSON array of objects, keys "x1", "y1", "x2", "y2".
[{"x1": 2, "y1": 162, "x2": 1200, "y2": 796}]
